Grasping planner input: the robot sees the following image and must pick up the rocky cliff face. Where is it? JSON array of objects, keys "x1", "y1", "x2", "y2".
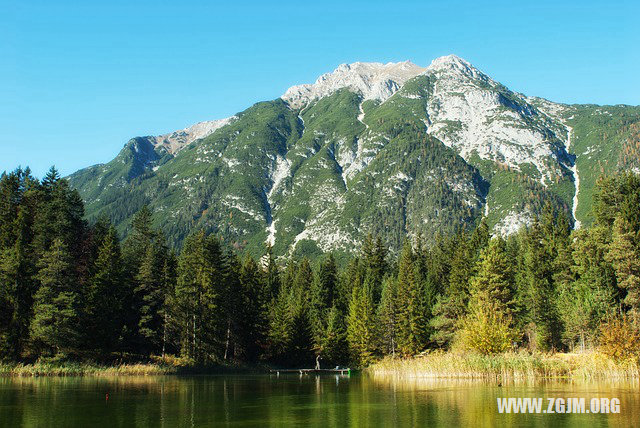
[{"x1": 68, "y1": 55, "x2": 640, "y2": 259}]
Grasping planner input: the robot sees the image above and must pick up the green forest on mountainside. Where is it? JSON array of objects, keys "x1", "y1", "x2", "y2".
[
  {"x1": 67, "y1": 83, "x2": 640, "y2": 262},
  {"x1": 2, "y1": 166, "x2": 640, "y2": 367}
]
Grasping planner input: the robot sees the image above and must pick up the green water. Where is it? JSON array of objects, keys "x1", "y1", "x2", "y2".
[{"x1": 0, "y1": 374, "x2": 638, "y2": 427}]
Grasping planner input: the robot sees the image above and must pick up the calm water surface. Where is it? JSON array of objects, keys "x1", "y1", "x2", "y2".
[{"x1": 0, "y1": 374, "x2": 638, "y2": 427}]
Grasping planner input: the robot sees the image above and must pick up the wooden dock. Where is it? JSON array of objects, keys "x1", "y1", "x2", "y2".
[{"x1": 270, "y1": 368, "x2": 351, "y2": 375}]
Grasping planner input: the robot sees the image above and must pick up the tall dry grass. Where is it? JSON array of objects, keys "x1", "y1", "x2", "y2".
[
  {"x1": 367, "y1": 350, "x2": 640, "y2": 380},
  {"x1": 0, "y1": 354, "x2": 263, "y2": 377},
  {"x1": 0, "y1": 362, "x2": 177, "y2": 377}
]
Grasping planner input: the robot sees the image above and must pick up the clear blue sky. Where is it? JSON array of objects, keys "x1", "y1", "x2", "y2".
[{"x1": 2, "y1": 0, "x2": 638, "y2": 177}]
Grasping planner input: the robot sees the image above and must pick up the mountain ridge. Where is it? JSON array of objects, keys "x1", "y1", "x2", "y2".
[{"x1": 67, "y1": 55, "x2": 640, "y2": 260}]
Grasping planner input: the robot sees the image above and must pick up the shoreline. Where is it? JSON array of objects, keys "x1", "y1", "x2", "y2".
[
  {"x1": 3, "y1": 351, "x2": 639, "y2": 379},
  {"x1": 367, "y1": 351, "x2": 640, "y2": 380},
  {"x1": 0, "y1": 361, "x2": 265, "y2": 378}
]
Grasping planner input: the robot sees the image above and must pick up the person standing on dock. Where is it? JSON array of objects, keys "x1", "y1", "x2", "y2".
[{"x1": 315, "y1": 355, "x2": 321, "y2": 370}]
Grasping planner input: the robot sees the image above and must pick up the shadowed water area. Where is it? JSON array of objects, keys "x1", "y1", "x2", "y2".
[{"x1": 0, "y1": 374, "x2": 638, "y2": 427}]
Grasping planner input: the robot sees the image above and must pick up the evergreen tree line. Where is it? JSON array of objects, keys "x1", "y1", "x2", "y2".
[{"x1": 1, "y1": 167, "x2": 639, "y2": 366}]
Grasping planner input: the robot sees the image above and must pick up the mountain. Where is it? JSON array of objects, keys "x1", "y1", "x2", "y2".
[{"x1": 68, "y1": 55, "x2": 640, "y2": 259}]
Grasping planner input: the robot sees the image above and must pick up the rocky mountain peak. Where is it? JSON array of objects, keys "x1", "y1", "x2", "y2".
[
  {"x1": 146, "y1": 117, "x2": 236, "y2": 155},
  {"x1": 281, "y1": 59, "x2": 427, "y2": 108},
  {"x1": 426, "y1": 54, "x2": 492, "y2": 84}
]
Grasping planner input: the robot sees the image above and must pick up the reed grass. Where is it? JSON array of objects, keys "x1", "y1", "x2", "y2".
[
  {"x1": 367, "y1": 350, "x2": 640, "y2": 380},
  {"x1": 0, "y1": 362, "x2": 177, "y2": 377},
  {"x1": 0, "y1": 354, "x2": 265, "y2": 377}
]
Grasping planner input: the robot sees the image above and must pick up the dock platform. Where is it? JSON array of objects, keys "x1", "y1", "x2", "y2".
[{"x1": 270, "y1": 368, "x2": 351, "y2": 375}]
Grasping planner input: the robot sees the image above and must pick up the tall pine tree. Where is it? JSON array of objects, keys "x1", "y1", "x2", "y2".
[{"x1": 30, "y1": 239, "x2": 81, "y2": 356}]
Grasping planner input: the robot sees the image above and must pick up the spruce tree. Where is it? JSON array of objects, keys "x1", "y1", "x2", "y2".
[
  {"x1": 468, "y1": 238, "x2": 514, "y2": 314},
  {"x1": 607, "y1": 217, "x2": 640, "y2": 321},
  {"x1": 318, "y1": 305, "x2": 348, "y2": 365},
  {"x1": 346, "y1": 273, "x2": 378, "y2": 365},
  {"x1": 86, "y1": 226, "x2": 124, "y2": 354},
  {"x1": 520, "y1": 222, "x2": 563, "y2": 351},
  {"x1": 339, "y1": 257, "x2": 364, "y2": 313},
  {"x1": 377, "y1": 277, "x2": 399, "y2": 356},
  {"x1": 174, "y1": 231, "x2": 225, "y2": 362},
  {"x1": 361, "y1": 234, "x2": 387, "y2": 303},
  {"x1": 220, "y1": 252, "x2": 242, "y2": 361},
  {"x1": 310, "y1": 254, "x2": 339, "y2": 349},
  {"x1": 33, "y1": 167, "x2": 85, "y2": 256},
  {"x1": 0, "y1": 208, "x2": 35, "y2": 360},
  {"x1": 557, "y1": 228, "x2": 616, "y2": 349},
  {"x1": 30, "y1": 239, "x2": 81, "y2": 356},
  {"x1": 136, "y1": 243, "x2": 168, "y2": 354},
  {"x1": 429, "y1": 237, "x2": 471, "y2": 347},
  {"x1": 288, "y1": 259, "x2": 313, "y2": 364},
  {"x1": 459, "y1": 238, "x2": 517, "y2": 353},
  {"x1": 237, "y1": 254, "x2": 268, "y2": 361},
  {"x1": 263, "y1": 243, "x2": 281, "y2": 301},
  {"x1": 396, "y1": 242, "x2": 429, "y2": 355},
  {"x1": 268, "y1": 281, "x2": 293, "y2": 364}
]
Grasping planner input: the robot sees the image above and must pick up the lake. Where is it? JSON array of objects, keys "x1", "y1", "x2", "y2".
[{"x1": 0, "y1": 374, "x2": 638, "y2": 427}]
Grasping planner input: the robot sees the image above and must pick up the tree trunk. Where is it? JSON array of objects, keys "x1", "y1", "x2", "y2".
[
  {"x1": 224, "y1": 320, "x2": 231, "y2": 361},
  {"x1": 162, "y1": 313, "x2": 167, "y2": 357},
  {"x1": 192, "y1": 314, "x2": 196, "y2": 359}
]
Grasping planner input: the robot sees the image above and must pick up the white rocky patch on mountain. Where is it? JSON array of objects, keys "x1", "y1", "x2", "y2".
[
  {"x1": 281, "y1": 61, "x2": 427, "y2": 108},
  {"x1": 526, "y1": 96, "x2": 569, "y2": 119},
  {"x1": 265, "y1": 154, "x2": 292, "y2": 246},
  {"x1": 277, "y1": 55, "x2": 584, "y2": 238},
  {"x1": 494, "y1": 210, "x2": 534, "y2": 236},
  {"x1": 420, "y1": 55, "x2": 566, "y2": 182},
  {"x1": 563, "y1": 124, "x2": 581, "y2": 229},
  {"x1": 283, "y1": 55, "x2": 570, "y2": 185},
  {"x1": 147, "y1": 117, "x2": 236, "y2": 154}
]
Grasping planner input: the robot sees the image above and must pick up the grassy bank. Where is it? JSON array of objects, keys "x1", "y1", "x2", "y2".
[
  {"x1": 0, "y1": 357, "x2": 264, "y2": 377},
  {"x1": 0, "y1": 362, "x2": 178, "y2": 377},
  {"x1": 367, "y1": 351, "x2": 640, "y2": 380}
]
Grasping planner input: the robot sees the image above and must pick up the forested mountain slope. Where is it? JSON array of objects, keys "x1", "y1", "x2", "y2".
[{"x1": 68, "y1": 55, "x2": 640, "y2": 258}]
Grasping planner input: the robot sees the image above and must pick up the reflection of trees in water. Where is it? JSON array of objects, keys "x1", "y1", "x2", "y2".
[
  {"x1": 369, "y1": 375, "x2": 640, "y2": 427},
  {"x1": 1, "y1": 376, "x2": 639, "y2": 427}
]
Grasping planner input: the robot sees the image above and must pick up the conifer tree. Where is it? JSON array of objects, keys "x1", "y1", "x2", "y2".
[
  {"x1": 288, "y1": 259, "x2": 314, "y2": 364},
  {"x1": 468, "y1": 238, "x2": 514, "y2": 314},
  {"x1": 607, "y1": 217, "x2": 640, "y2": 321},
  {"x1": 136, "y1": 242, "x2": 168, "y2": 354},
  {"x1": 268, "y1": 281, "x2": 293, "y2": 364},
  {"x1": 220, "y1": 252, "x2": 242, "y2": 361},
  {"x1": 469, "y1": 218, "x2": 491, "y2": 257},
  {"x1": 396, "y1": 242, "x2": 429, "y2": 355},
  {"x1": 377, "y1": 277, "x2": 399, "y2": 356},
  {"x1": 174, "y1": 231, "x2": 225, "y2": 362},
  {"x1": 86, "y1": 226, "x2": 124, "y2": 353},
  {"x1": 339, "y1": 257, "x2": 364, "y2": 312},
  {"x1": 425, "y1": 233, "x2": 455, "y2": 296},
  {"x1": 520, "y1": 222, "x2": 562, "y2": 350},
  {"x1": 361, "y1": 234, "x2": 388, "y2": 302},
  {"x1": 347, "y1": 273, "x2": 378, "y2": 365},
  {"x1": 317, "y1": 305, "x2": 348, "y2": 365},
  {"x1": 30, "y1": 239, "x2": 81, "y2": 356},
  {"x1": 558, "y1": 227, "x2": 616, "y2": 349},
  {"x1": 263, "y1": 244, "x2": 281, "y2": 301},
  {"x1": 124, "y1": 205, "x2": 155, "y2": 258},
  {"x1": 33, "y1": 167, "x2": 85, "y2": 256},
  {"x1": 310, "y1": 254, "x2": 339, "y2": 348},
  {"x1": 0, "y1": 207, "x2": 35, "y2": 359},
  {"x1": 430, "y1": 236, "x2": 471, "y2": 347},
  {"x1": 458, "y1": 238, "x2": 517, "y2": 353},
  {"x1": 237, "y1": 254, "x2": 268, "y2": 361}
]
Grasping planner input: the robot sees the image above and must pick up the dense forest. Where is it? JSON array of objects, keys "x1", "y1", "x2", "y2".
[{"x1": 1, "y1": 166, "x2": 639, "y2": 367}]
